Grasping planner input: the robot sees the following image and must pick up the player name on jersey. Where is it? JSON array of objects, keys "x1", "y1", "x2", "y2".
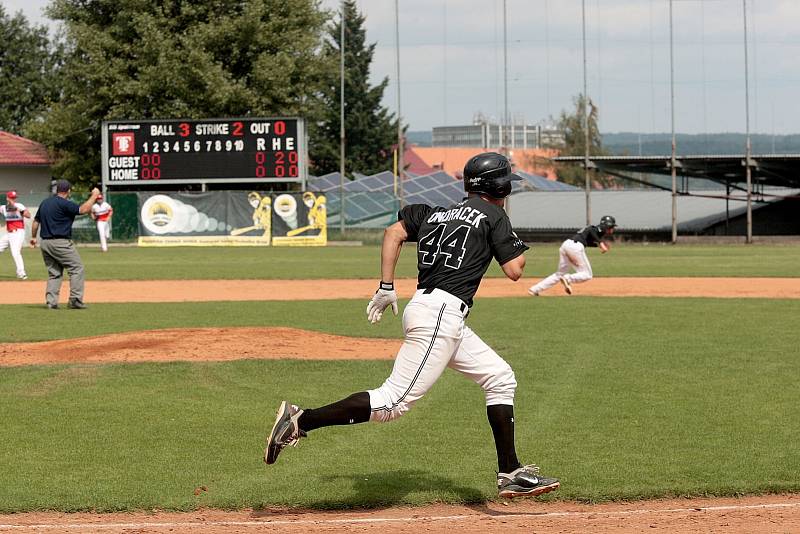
[{"x1": 426, "y1": 205, "x2": 488, "y2": 228}]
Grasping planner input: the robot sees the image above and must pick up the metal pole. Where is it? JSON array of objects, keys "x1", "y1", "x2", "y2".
[
  {"x1": 339, "y1": 0, "x2": 346, "y2": 234},
  {"x1": 669, "y1": 0, "x2": 677, "y2": 244},
  {"x1": 582, "y1": 0, "x2": 591, "y2": 225},
  {"x1": 743, "y1": 0, "x2": 753, "y2": 243},
  {"x1": 503, "y1": 0, "x2": 509, "y2": 154},
  {"x1": 395, "y1": 0, "x2": 404, "y2": 205}
]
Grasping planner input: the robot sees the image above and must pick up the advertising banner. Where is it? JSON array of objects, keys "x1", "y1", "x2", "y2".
[
  {"x1": 137, "y1": 191, "x2": 325, "y2": 246},
  {"x1": 271, "y1": 192, "x2": 327, "y2": 247}
]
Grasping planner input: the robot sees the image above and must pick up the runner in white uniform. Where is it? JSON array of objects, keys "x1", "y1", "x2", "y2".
[
  {"x1": 263, "y1": 152, "x2": 560, "y2": 499},
  {"x1": 90, "y1": 195, "x2": 113, "y2": 252},
  {"x1": 0, "y1": 191, "x2": 30, "y2": 279},
  {"x1": 528, "y1": 215, "x2": 617, "y2": 296}
]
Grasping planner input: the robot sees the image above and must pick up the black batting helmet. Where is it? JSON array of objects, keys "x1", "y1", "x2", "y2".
[
  {"x1": 463, "y1": 152, "x2": 522, "y2": 199},
  {"x1": 598, "y1": 215, "x2": 617, "y2": 234}
]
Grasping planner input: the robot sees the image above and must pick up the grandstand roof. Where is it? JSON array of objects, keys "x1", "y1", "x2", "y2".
[
  {"x1": 553, "y1": 154, "x2": 800, "y2": 190},
  {"x1": 507, "y1": 189, "x2": 797, "y2": 232}
]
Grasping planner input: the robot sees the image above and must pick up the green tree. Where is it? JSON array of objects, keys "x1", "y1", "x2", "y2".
[
  {"x1": 309, "y1": 0, "x2": 399, "y2": 176},
  {"x1": 0, "y1": 6, "x2": 63, "y2": 134},
  {"x1": 26, "y1": 0, "x2": 334, "y2": 188},
  {"x1": 553, "y1": 93, "x2": 616, "y2": 187}
]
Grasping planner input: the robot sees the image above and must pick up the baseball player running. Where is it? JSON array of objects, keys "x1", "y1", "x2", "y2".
[
  {"x1": 265, "y1": 152, "x2": 560, "y2": 499},
  {"x1": 528, "y1": 215, "x2": 617, "y2": 296},
  {"x1": 0, "y1": 191, "x2": 30, "y2": 279},
  {"x1": 90, "y1": 194, "x2": 113, "y2": 252}
]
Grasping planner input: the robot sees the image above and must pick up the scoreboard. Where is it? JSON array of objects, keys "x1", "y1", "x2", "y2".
[{"x1": 101, "y1": 117, "x2": 307, "y2": 186}]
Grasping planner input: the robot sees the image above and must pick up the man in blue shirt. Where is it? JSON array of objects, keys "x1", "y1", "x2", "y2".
[{"x1": 30, "y1": 180, "x2": 100, "y2": 309}]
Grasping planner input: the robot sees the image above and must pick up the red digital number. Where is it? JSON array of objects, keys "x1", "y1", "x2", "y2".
[
  {"x1": 255, "y1": 152, "x2": 266, "y2": 178},
  {"x1": 274, "y1": 121, "x2": 286, "y2": 135},
  {"x1": 289, "y1": 165, "x2": 299, "y2": 177},
  {"x1": 288, "y1": 151, "x2": 298, "y2": 164},
  {"x1": 179, "y1": 122, "x2": 190, "y2": 137},
  {"x1": 275, "y1": 151, "x2": 285, "y2": 165},
  {"x1": 141, "y1": 153, "x2": 161, "y2": 179},
  {"x1": 232, "y1": 121, "x2": 244, "y2": 136}
]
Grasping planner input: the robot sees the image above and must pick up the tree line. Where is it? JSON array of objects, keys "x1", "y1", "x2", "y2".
[{"x1": 0, "y1": 0, "x2": 398, "y2": 189}]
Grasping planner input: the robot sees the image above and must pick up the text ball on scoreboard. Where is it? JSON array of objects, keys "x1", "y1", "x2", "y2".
[{"x1": 102, "y1": 118, "x2": 305, "y2": 184}]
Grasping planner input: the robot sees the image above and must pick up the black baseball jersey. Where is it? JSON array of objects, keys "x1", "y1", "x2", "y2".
[
  {"x1": 571, "y1": 225, "x2": 604, "y2": 247},
  {"x1": 399, "y1": 196, "x2": 528, "y2": 307}
]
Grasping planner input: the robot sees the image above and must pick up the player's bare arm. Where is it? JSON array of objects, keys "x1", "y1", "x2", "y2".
[
  {"x1": 599, "y1": 241, "x2": 609, "y2": 253},
  {"x1": 30, "y1": 220, "x2": 39, "y2": 247},
  {"x1": 366, "y1": 221, "x2": 407, "y2": 324},
  {"x1": 380, "y1": 220, "x2": 408, "y2": 284},
  {"x1": 501, "y1": 254, "x2": 526, "y2": 281},
  {"x1": 78, "y1": 188, "x2": 101, "y2": 215}
]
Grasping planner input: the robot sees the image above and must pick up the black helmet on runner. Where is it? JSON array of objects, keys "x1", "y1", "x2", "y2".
[
  {"x1": 598, "y1": 215, "x2": 617, "y2": 234},
  {"x1": 463, "y1": 152, "x2": 523, "y2": 199}
]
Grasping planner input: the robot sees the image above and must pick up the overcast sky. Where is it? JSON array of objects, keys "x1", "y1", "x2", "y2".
[{"x1": 5, "y1": 0, "x2": 799, "y2": 134}]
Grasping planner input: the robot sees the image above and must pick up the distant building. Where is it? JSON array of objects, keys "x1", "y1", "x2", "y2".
[
  {"x1": 0, "y1": 131, "x2": 52, "y2": 194},
  {"x1": 432, "y1": 117, "x2": 565, "y2": 150}
]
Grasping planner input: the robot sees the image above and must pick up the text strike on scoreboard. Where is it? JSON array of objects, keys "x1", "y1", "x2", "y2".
[{"x1": 103, "y1": 118, "x2": 304, "y2": 183}]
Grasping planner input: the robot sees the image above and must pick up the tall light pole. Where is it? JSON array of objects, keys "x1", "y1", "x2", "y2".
[
  {"x1": 581, "y1": 0, "x2": 591, "y2": 225},
  {"x1": 395, "y1": 0, "x2": 404, "y2": 205},
  {"x1": 503, "y1": 0, "x2": 509, "y2": 153},
  {"x1": 339, "y1": 0, "x2": 346, "y2": 234},
  {"x1": 669, "y1": 0, "x2": 678, "y2": 244},
  {"x1": 743, "y1": 0, "x2": 753, "y2": 243}
]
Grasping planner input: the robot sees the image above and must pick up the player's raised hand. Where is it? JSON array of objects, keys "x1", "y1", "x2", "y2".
[{"x1": 366, "y1": 282, "x2": 398, "y2": 324}]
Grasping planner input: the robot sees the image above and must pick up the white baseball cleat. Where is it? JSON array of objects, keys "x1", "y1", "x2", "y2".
[{"x1": 527, "y1": 287, "x2": 540, "y2": 296}]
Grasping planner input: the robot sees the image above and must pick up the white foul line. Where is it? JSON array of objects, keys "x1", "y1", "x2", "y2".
[{"x1": 0, "y1": 502, "x2": 798, "y2": 530}]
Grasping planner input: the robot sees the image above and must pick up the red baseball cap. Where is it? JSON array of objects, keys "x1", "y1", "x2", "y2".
[{"x1": 6, "y1": 190, "x2": 17, "y2": 199}]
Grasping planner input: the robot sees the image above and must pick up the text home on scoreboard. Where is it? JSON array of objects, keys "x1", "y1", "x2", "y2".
[{"x1": 101, "y1": 118, "x2": 307, "y2": 186}]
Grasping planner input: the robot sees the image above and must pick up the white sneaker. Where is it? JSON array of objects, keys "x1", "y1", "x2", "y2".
[
  {"x1": 18, "y1": 275, "x2": 28, "y2": 280},
  {"x1": 527, "y1": 287, "x2": 540, "y2": 296}
]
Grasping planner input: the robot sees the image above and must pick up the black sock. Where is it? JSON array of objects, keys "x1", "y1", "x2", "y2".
[
  {"x1": 487, "y1": 404, "x2": 521, "y2": 474},
  {"x1": 298, "y1": 391, "x2": 371, "y2": 432}
]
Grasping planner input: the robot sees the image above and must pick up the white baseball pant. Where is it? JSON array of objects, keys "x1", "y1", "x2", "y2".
[
  {"x1": 97, "y1": 220, "x2": 110, "y2": 251},
  {"x1": 530, "y1": 239, "x2": 593, "y2": 294},
  {"x1": 368, "y1": 288, "x2": 517, "y2": 423},
  {"x1": 0, "y1": 229, "x2": 26, "y2": 278}
]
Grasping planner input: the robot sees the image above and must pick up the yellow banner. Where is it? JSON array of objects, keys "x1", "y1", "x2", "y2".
[{"x1": 138, "y1": 235, "x2": 272, "y2": 247}]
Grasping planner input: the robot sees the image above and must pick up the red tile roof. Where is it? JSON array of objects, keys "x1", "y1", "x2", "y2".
[
  {"x1": 0, "y1": 131, "x2": 51, "y2": 166},
  {"x1": 411, "y1": 146, "x2": 560, "y2": 180}
]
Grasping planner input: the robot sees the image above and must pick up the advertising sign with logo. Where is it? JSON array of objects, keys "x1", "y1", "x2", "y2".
[
  {"x1": 271, "y1": 192, "x2": 327, "y2": 247},
  {"x1": 137, "y1": 191, "x2": 325, "y2": 247}
]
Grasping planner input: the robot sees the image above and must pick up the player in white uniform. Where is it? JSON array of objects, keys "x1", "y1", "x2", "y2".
[
  {"x1": 90, "y1": 195, "x2": 113, "y2": 252},
  {"x1": 263, "y1": 153, "x2": 560, "y2": 498},
  {"x1": 0, "y1": 191, "x2": 30, "y2": 279},
  {"x1": 528, "y1": 216, "x2": 617, "y2": 296}
]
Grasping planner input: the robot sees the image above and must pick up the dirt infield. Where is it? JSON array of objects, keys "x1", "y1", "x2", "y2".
[
  {"x1": 1, "y1": 494, "x2": 798, "y2": 533},
  {"x1": 2, "y1": 276, "x2": 800, "y2": 304},
  {"x1": 0, "y1": 327, "x2": 401, "y2": 367}
]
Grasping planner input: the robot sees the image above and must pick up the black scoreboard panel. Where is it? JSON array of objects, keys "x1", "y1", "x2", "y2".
[{"x1": 101, "y1": 118, "x2": 306, "y2": 185}]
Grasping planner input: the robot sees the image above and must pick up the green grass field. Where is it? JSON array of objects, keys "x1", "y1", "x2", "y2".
[
  {"x1": 1, "y1": 296, "x2": 799, "y2": 511},
  {"x1": 2, "y1": 242, "x2": 800, "y2": 280}
]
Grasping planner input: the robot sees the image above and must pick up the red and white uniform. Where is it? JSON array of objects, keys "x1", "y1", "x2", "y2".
[
  {"x1": 0, "y1": 202, "x2": 27, "y2": 278},
  {"x1": 91, "y1": 200, "x2": 113, "y2": 251}
]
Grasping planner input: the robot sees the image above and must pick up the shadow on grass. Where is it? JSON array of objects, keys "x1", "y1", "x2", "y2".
[{"x1": 253, "y1": 469, "x2": 485, "y2": 512}]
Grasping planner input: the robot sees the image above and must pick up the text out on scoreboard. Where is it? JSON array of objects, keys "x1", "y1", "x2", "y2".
[{"x1": 101, "y1": 118, "x2": 307, "y2": 185}]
